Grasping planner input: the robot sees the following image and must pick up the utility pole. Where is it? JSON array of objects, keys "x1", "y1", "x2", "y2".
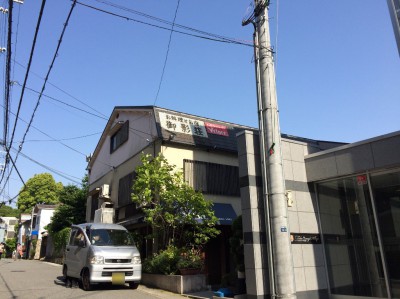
[{"x1": 243, "y1": 1, "x2": 296, "y2": 298}]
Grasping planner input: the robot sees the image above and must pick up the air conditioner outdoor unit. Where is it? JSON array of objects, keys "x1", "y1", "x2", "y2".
[
  {"x1": 99, "y1": 184, "x2": 110, "y2": 199},
  {"x1": 94, "y1": 202, "x2": 114, "y2": 224}
]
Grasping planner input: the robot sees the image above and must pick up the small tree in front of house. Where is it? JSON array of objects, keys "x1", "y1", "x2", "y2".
[{"x1": 131, "y1": 153, "x2": 220, "y2": 273}]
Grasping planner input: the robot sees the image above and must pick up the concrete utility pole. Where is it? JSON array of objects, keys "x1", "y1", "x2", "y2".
[{"x1": 244, "y1": 1, "x2": 297, "y2": 298}]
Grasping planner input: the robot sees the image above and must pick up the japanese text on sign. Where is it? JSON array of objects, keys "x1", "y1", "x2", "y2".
[{"x1": 159, "y1": 112, "x2": 208, "y2": 138}]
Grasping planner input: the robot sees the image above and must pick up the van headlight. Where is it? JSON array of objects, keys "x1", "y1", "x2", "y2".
[
  {"x1": 90, "y1": 255, "x2": 104, "y2": 264},
  {"x1": 132, "y1": 256, "x2": 141, "y2": 264}
]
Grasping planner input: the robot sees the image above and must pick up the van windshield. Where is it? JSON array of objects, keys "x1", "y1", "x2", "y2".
[{"x1": 89, "y1": 229, "x2": 134, "y2": 246}]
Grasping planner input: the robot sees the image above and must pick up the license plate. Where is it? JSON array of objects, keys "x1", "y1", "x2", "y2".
[{"x1": 112, "y1": 272, "x2": 125, "y2": 285}]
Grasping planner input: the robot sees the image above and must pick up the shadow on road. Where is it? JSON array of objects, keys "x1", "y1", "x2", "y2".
[{"x1": 53, "y1": 275, "x2": 134, "y2": 291}]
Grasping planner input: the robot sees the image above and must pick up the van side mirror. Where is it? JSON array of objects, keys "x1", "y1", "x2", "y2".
[{"x1": 78, "y1": 239, "x2": 86, "y2": 248}]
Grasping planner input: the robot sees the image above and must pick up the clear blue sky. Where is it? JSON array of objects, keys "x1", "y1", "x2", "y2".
[{"x1": 1, "y1": 0, "x2": 399, "y2": 205}]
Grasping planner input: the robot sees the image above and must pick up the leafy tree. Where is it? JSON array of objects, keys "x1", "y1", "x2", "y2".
[
  {"x1": 47, "y1": 176, "x2": 88, "y2": 235},
  {"x1": 131, "y1": 153, "x2": 220, "y2": 253},
  {"x1": 17, "y1": 173, "x2": 63, "y2": 213},
  {"x1": 0, "y1": 204, "x2": 20, "y2": 217}
]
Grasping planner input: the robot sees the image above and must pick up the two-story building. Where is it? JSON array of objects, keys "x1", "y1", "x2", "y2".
[{"x1": 86, "y1": 106, "x2": 344, "y2": 286}]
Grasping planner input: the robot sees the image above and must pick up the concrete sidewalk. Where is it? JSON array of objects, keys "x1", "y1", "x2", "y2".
[{"x1": 139, "y1": 284, "x2": 214, "y2": 299}]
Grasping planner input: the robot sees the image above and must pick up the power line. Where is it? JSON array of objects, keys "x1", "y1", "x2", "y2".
[
  {"x1": 154, "y1": 0, "x2": 181, "y2": 105},
  {"x1": 13, "y1": 59, "x2": 108, "y2": 118},
  {"x1": 20, "y1": 131, "x2": 102, "y2": 143},
  {"x1": 0, "y1": 0, "x2": 69, "y2": 190},
  {"x1": 12, "y1": 82, "x2": 156, "y2": 139},
  {"x1": 0, "y1": 146, "x2": 82, "y2": 206},
  {"x1": 16, "y1": 0, "x2": 77, "y2": 157},
  {"x1": 92, "y1": 0, "x2": 254, "y2": 47},
  {"x1": 3, "y1": 0, "x2": 13, "y2": 149},
  {"x1": 75, "y1": 1, "x2": 261, "y2": 49},
  {"x1": 18, "y1": 82, "x2": 108, "y2": 120},
  {"x1": 14, "y1": 148, "x2": 82, "y2": 184},
  {"x1": 8, "y1": 0, "x2": 47, "y2": 154}
]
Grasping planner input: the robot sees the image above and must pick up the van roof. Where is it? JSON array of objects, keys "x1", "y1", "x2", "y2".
[{"x1": 73, "y1": 223, "x2": 127, "y2": 231}]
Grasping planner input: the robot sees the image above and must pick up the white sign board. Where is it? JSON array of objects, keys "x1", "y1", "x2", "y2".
[{"x1": 159, "y1": 112, "x2": 208, "y2": 138}]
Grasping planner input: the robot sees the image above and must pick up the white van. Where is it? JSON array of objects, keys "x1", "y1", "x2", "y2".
[{"x1": 63, "y1": 223, "x2": 141, "y2": 291}]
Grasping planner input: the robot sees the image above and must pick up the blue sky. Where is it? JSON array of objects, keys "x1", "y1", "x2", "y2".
[{"x1": 1, "y1": 0, "x2": 399, "y2": 205}]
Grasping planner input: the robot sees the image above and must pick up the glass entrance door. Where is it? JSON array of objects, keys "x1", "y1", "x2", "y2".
[
  {"x1": 317, "y1": 177, "x2": 388, "y2": 298},
  {"x1": 370, "y1": 171, "x2": 400, "y2": 298}
]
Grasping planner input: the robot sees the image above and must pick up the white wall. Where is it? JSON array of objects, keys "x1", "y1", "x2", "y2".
[
  {"x1": 37, "y1": 209, "x2": 55, "y2": 240},
  {"x1": 89, "y1": 110, "x2": 157, "y2": 185}
]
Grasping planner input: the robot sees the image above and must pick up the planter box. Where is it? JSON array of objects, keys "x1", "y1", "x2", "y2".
[{"x1": 142, "y1": 273, "x2": 207, "y2": 294}]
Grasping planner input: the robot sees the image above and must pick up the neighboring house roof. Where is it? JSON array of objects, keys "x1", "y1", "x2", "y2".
[{"x1": 88, "y1": 105, "x2": 346, "y2": 168}]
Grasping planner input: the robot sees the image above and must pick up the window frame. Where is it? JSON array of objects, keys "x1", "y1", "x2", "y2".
[
  {"x1": 110, "y1": 120, "x2": 129, "y2": 153},
  {"x1": 183, "y1": 159, "x2": 240, "y2": 196}
]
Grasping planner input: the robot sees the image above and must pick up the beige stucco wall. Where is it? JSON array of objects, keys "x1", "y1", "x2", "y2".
[
  {"x1": 161, "y1": 145, "x2": 242, "y2": 215},
  {"x1": 161, "y1": 145, "x2": 239, "y2": 170}
]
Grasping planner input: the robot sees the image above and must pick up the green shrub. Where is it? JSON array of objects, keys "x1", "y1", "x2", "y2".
[
  {"x1": 52, "y1": 227, "x2": 70, "y2": 255},
  {"x1": 5, "y1": 239, "x2": 16, "y2": 258},
  {"x1": 143, "y1": 245, "x2": 180, "y2": 275}
]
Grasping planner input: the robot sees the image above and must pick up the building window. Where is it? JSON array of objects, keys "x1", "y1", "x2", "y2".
[
  {"x1": 118, "y1": 172, "x2": 137, "y2": 207},
  {"x1": 184, "y1": 159, "x2": 240, "y2": 196},
  {"x1": 110, "y1": 121, "x2": 129, "y2": 153}
]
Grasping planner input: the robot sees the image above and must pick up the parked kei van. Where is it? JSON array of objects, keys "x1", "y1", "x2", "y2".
[{"x1": 63, "y1": 223, "x2": 141, "y2": 291}]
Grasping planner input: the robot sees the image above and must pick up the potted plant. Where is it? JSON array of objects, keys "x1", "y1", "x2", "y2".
[{"x1": 177, "y1": 247, "x2": 204, "y2": 275}]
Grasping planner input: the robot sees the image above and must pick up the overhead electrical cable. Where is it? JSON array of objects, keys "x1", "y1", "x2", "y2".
[
  {"x1": 13, "y1": 59, "x2": 108, "y2": 118},
  {"x1": 1, "y1": 0, "x2": 79, "y2": 196},
  {"x1": 12, "y1": 62, "x2": 154, "y2": 139},
  {"x1": 0, "y1": 146, "x2": 81, "y2": 205},
  {"x1": 0, "y1": 103, "x2": 114, "y2": 189},
  {"x1": 20, "y1": 131, "x2": 102, "y2": 143},
  {"x1": 11, "y1": 2, "x2": 20, "y2": 81},
  {"x1": 14, "y1": 148, "x2": 82, "y2": 183},
  {"x1": 92, "y1": 0, "x2": 254, "y2": 47},
  {"x1": 16, "y1": 0, "x2": 77, "y2": 156},
  {"x1": 3, "y1": 0, "x2": 13, "y2": 149},
  {"x1": 154, "y1": 0, "x2": 181, "y2": 105},
  {"x1": 75, "y1": 1, "x2": 267, "y2": 50},
  {"x1": 8, "y1": 0, "x2": 47, "y2": 154},
  {"x1": 20, "y1": 83, "x2": 108, "y2": 120},
  {"x1": 13, "y1": 82, "x2": 155, "y2": 138}
]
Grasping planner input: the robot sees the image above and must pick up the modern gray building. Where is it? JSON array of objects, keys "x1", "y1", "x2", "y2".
[{"x1": 238, "y1": 130, "x2": 400, "y2": 299}]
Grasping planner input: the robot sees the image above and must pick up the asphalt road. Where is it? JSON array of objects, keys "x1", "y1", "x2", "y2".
[{"x1": 0, "y1": 258, "x2": 187, "y2": 299}]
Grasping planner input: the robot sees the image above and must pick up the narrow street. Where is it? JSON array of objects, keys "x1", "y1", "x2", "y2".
[{"x1": 0, "y1": 258, "x2": 188, "y2": 299}]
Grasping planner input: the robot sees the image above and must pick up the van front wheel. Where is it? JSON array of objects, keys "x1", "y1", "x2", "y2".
[{"x1": 81, "y1": 269, "x2": 92, "y2": 291}]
